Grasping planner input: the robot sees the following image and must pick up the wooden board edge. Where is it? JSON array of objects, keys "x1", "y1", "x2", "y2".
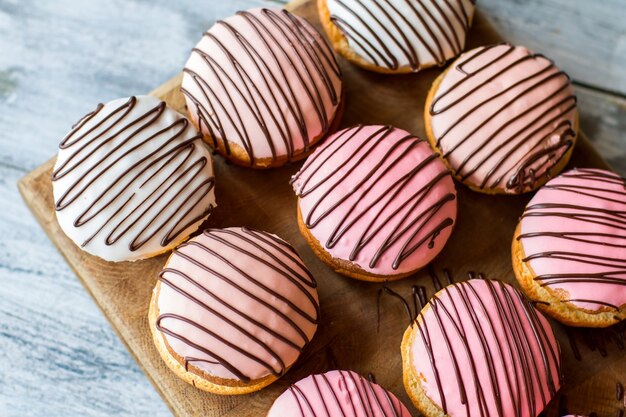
[
  {"x1": 284, "y1": 0, "x2": 310, "y2": 9},
  {"x1": 16, "y1": 4, "x2": 305, "y2": 415},
  {"x1": 15, "y1": 1, "x2": 617, "y2": 415},
  {"x1": 17, "y1": 158, "x2": 55, "y2": 189},
  {"x1": 149, "y1": 73, "x2": 183, "y2": 99},
  {"x1": 17, "y1": 161, "x2": 182, "y2": 417}
]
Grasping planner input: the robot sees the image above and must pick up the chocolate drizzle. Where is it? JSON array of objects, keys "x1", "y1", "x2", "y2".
[
  {"x1": 430, "y1": 265, "x2": 454, "y2": 290},
  {"x1": 52, "y1": 96, "x2": 215, "y2": 257},
  {"x1": 328, "y1": 0, "x2": 474, "y2": 71},
  {"x1": 155, "y1": 227, "x2": 319, "y2": 383},
  {"x1": 292, "y1": 125, "x2": 456, "y2": 272},
  {"x1": 377, "y1": 286, "x2": 418, "y2": 332},
  {"x1": 376, "y1": 268, "x2": 459, "y2": 330},
  {"x1": 411, "y1": 279, "x2": 562, "y2": 417},
  {"x1": 430, "y1": 43, "x2": 577, "y2": 192},
  {"x1": 518, "y1": 169, "x2": 626, "y2": 315},
  {"x1": 284, "y1": 370, "x2": 406, "y2": 417},
  {"x1": 181, "y1": 8, "x2": 342, "y2": 166},
  {"x1": 565, "y1": 321, "x2": 626, "y2": 361}
]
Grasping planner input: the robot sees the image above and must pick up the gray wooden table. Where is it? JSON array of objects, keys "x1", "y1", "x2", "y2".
[{"x1": 1, "y1": 0, "x2": 624, "y2": 415}]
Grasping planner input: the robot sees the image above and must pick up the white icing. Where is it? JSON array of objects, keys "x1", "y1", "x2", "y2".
[
  {"x1": 326, "y1": 0, "x2": 475, "y2": 70},
  {"x1": 52, "y1": 95, "x2": 216, "y2": 262}
]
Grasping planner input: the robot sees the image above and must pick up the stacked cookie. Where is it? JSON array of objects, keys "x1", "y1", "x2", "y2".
[{"x1": 49, "y1": 1, "x2": 624, "y2": 415}]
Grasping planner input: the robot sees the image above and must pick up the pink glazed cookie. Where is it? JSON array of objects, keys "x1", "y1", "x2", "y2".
[
  {"x1": 401, "y1": 278, "x2": 562, "y2": 417},
  {"x1": 513, "y1": 168, "x2": 626, "y2": 327},
  {"x1": 425, "y1": 43, "x2": 578, "y2": 194},
  {"x1": 291, "y1": 125, "x2": 457, "y2": 282},
  {"x1": 149, "y1": 227, "x2": 320, "y2": 394},
  {"x1": 181, "y1": 8, "x2": 344, "y2": 169},
  {"x1": 267, "y1": 370, "x2": 412, "y2": 417}
]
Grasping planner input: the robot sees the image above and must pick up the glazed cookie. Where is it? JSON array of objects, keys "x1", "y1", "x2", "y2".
[
  {"x1": 425, "y1": 43, "x2": 578, "y2": 194},
  {"x1": 401, "y1": 278, "x2": 562, "y2": 417},
  {"x1": 267, "y1": 370, "x2": 412, "y2": 416},
  {"x1": 182, "y1": 8, "x2": 344, "y2": 169},
  {"x1": 513, "y1": 168, "x2": 626, "y2": 327},
  {"x1": 292, "y1": 125, "x2": 457, "y2": 282},
  {"x1": 149, "y1": 227, "x2": 319, "y2": 394},
  {"x1": 318, "y1": 0, "x2": 475, "y2": 74},
  {"x1": 52, "y1": 95, "x2": 216, "y2": 262}
]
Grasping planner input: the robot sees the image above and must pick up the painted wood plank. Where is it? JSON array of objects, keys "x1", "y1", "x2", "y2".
[
  {"x1": 271, "y1": 0, "x2": 626, "y2": 95},
  {"x1": 576, "y1": 84, "x2": 626, "y2": 175},
  {"x1": 1, "y1": 0, "x2": 625, "y2": 416},
  {"x1": 0, "y1": 163, "x2": 171, "y2": 417},
  {"x1": 2, "y1": 0, "x2": 624, "y2": 177},
  {"x1": 266, "y1": 0, "x2": 626, "y2": 178},
  {"x1": 16, "y1": 3, "x2": 626, "y2": 416},
  {"x1": 0, "y1": 0, "x2": 268, "y2": 172},
  {"x1": 477, "y1": 0, "x2": 626, "y2": 96}
]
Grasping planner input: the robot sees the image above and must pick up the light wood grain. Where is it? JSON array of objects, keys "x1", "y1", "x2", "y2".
[
  {"x1": 477, "y1": 0, "x2": 626, "y2": 96},
  {"x1": 1, "y1": 0, "x2": 624, "y2": 176},
  {"x1": 17, "y1": 2, "x2": 626, "y2": 417},
  {"x1": 0, "y1": 162, "x2": 170, "y2": 417},
  {"x1": 267, "y1": 0, "x2": 626, "y2": 178},
  {"x1": 577, "y1": 84, "x2": 626, "y2": 174},
  {"x1": 0, "y1": 0, "x2": 271, "y2": 173},
  {"x1": 271, "y1": 0, "x2": 626, "y2": 96},
  {"x1": 0, "y1": 1, "x2": 269, "y2": 414}
]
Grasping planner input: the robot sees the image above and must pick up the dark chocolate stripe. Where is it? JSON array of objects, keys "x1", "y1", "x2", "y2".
[
  {"x1": 517, "y1": 168, "x2": 626, "y2": 311},
  {"x1": 52, "y1": 96, "x2": 215, "y2": 252},
  {"x1": 328, "y1": 0, "x2": 473, "y2": 71},
  {"x1": 430, "y1": 43, "x2": 577, "y2": 192},
  {"x1": 292, "y1": 125, "x2": 455, "y2": 271},
  {"x1": 156, "y1": 227, "x2": 319, "y2": 383},
  {"x1": 414, "y1": 279, "x2": 561, "y2": 417},
  {"x1": 286, "y1": 370, "x2": 405, "y2": 417},
  {"x1": 182, "y1": 8, "x2": 341, "y2": 165}
]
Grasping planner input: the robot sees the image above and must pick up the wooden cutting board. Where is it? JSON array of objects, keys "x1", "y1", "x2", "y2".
[{"x1": 17, "y1": 0, "x2": 626, "y2": 416}]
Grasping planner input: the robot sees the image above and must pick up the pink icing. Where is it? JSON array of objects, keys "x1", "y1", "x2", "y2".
[
  {"x1": 430, "y1": 44, "x2": 577, "y2": 193},
  {"x1": 292, "y1": 125, "x2": 457, "y2": 276},
  {"x1": 409, "y1": 279, "x2": 561, "y2": 417},
  {"x1": 182, "y1": 8, "x2": 342, "y2": 164},
  {"x1": 267, "y1": 370, "x2": 412, "y2": 417},
  {"x1": 155, "y1": 227, "x2": 319, "y2": 381},
  {"x1": 519, "y1": 168, "x2": 626, "y2": 312}
]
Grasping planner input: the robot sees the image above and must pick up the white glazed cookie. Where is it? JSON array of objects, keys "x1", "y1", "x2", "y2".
[
  {"x1": 52, "y1": 95, "x2": 216, "y2": 262},
  {"x1": 323, "y1": 0, "x2": 475, "y2": 72}
]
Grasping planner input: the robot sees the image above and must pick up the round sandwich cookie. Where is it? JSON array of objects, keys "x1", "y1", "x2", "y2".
[
  {"x1": 318, "y1": 0, "x2": 475, "y2": 74},
  {"x1": 291, "y1": 125, "x2": 457, "y2": 282},
  {"x1": 401, "y1": 278, "x2": 562, "y2": 417},
  {"x1": 52, "y1": 95, "x2": 216, "y2": 262},
  {"x1": 182, "y1": 7, "x2": 344, "y2": 169},
  {"x1": 149, "y1": 227, "x2": 320, "y2": 394},
  {"x1": 267, "y1": 369, "x2": 412, "y2": 417},
  {"x1": 425, "y1": 43, "x2": 578, "y2": 194},
  {"x1": 513, "y1": 168, "x2": 626, "y2": 327}
]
